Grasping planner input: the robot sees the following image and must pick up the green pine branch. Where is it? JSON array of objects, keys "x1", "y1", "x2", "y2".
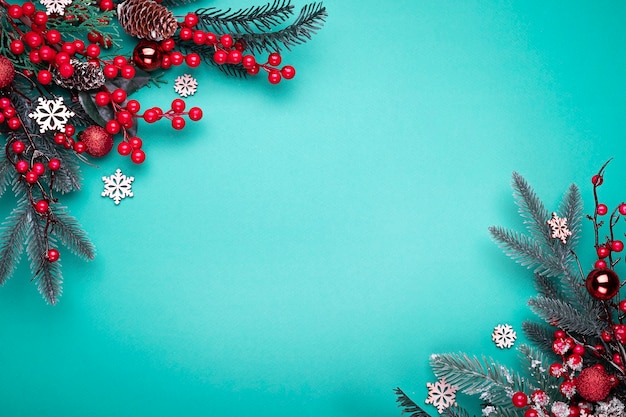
[
  {"x1": 430, "y1": 353, "x2": 525, "y2": 409},
  {"x1": 0, "y1": 198, "x2": 29, "y2": 285},
  {"x1": 528, "y1": 295, "x2": 603, "y2": 336},
  {"x1": 518, "y1": 344, "x2": 559, "y2": 399},
  {"x1": 196, "y1": 0, "x2": 294, "y2": 35},
  {"x1": 441, "y1": 407, "x2": 474, "y2": 417},
  {"x1": 240, "y1": 2, "x2": 327, "y2": 53},
  {"x1": 512, "y1": 172, "x2": 550, "y2": 245},
  {"x1": 394, "y1": 388, "x2": 432, "y2": 417},
  {"x1": 521, "y1": 321, "x2": 556, "y2": 354},
  {"x1": 0, "y1": 152, "x2": 13, "y2": 197},
  {"x1": 558, "y1": 184, "x2": 583, "y2": 251},
  {"x1": 50, "y1": 206, "x2": 95, "y2": 261},
  {"x1": 533, "y1": 272, "x2": 561, "y2": 299}
]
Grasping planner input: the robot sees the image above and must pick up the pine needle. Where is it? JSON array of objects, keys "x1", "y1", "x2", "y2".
[
  {"x1": 394, "y1": 388, "x2": 432, "y2": 417},
  {"x1": 528, "y1": 295, "x2": 603, "y2": 336}
]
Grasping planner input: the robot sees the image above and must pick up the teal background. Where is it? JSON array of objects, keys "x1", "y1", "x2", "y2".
[{"x1": 1, "y1": 1, "x2": 626, "y2": 416}]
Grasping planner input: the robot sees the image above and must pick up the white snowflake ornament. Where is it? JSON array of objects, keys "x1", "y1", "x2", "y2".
[
  {"x1": 492, "y1": 324, "x2": 516, "y2": 349},
  {"x1": 547, "y1": 212, "x2": 572, "y2": 244},
  {"x1": 174, "y1": 74, "x2": 198, "y2": 97},
  {"x1": 28, "y1": 96, "x2": 75, "y2": 133},
  {"x1": 102, "y1": 169, "x2": 134, "y2": 205},
  {"x1": 40, "y1": 0, "x2": 73, "y2": 15},
  {"x1": 425, "y1": 377, "x2": 458, "y2": 413}
]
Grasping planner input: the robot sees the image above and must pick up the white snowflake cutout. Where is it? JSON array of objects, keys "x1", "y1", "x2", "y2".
[
  {"x1": 174, "y1": 74, "x2": 198, "y2": 97},
  {"x1": 492, "y1": 324, "x2": 516, "y2": 349},
  {"x1": 40, "y1": 0, "x2": 73, "y2": 15},
  {"x1": 28, "y1": 96, "x2": 75, "y2": 133},
  {"x1": 425, "y1": 377, "x2": 458, "y2": 413},
  {"x1": 102, "y1": 169, "x2": 134, "y2": 205},
  {"x1": 546, "y1": 212, "x2": 572, "y2": 244}
]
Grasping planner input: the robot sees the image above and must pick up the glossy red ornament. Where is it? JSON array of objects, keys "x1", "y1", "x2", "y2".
[
  {"x1": 585, "y1": 268, "x2": 620, "y2": 300},
  {"x1": 132, "y1": 40, "x2": 163, "y2": 71}
]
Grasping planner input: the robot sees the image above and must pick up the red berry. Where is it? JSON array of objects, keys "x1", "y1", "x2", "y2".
[
  {"x1": 597, "y1": 204, "x2": 608, "y2": 215},
  {"x1": 220, "y1": 34, "x2": 233, "y2": 48},
  {"x1": 512, "y1": 392, "x2": 528, "y2": 408},
  {"x1": 142, "y1": 109, "x2": 158, "y2": 123},
  {"x1": 116, "y1": 110, "x2": 133, "y2": 128},
  {"x1": 281, "y1": 65, "x2": 296, "y2": 80},
  {"x1": 524, "y1": 410, "x2": 538, "y2": 417},
  {"x1": 620, "y1": 300, "x2": 626, "y2": 313},
  {"x1": 126, "y1": 99, "x2": 140, "y2": 114},
  {"x1": 171, "y1": 98, "x2": 185, "y2": 113},
  {"x1": 161, "y1": 39, "x2": 175, "y2": 52},
  {"x1": 213, "y1": 50, "x2": 227, "y2": 65},
  {"x1": 86, "y1": 44, "x2": 101, "y2": 58},
  {"x1": 3, "y1": 107, "x2": 15, "y2": 118},
  {"x1": 554, "y1": 329, "x2": 566, "y2": 339},
  {"x1": 113, "y1": 55, "x2": 127, "y2": 67},
  {"x1": 47, "y1": 248, "x2": 60, "y2": 262},
  {"x1": 595, "y1": 259, "x2": 607, "y2": 269},
  {"x1": 46, "y1": 30, "x2": 61, "y2": 45},
  {"x1": 0, "y1": 98, "x2": 11, "y2": 109},
  {"x1": 268, "y1": 52, "x2": 281, "y2": 66},
  {"x1": 57, "y1": 63, "x2": 74, "y2": 78},
  {"x1": 160, "y1": 55, "x2": 172, "y2": 69},
  {"x1": 7, "y1": 117, "x2": 20, "y2": 130},
  {"x1": 121, "y1": 65, "x2": 135, "y2": 79},
  {"x1": 129, "y1": 136, "x2": 142, "y2": 149},
  {"x1": 242, "y1": 55, "x2": 256, "y2": 69},
  {"x1": 192, "y1": 30, "x2": 206, "y2": 45},
  {"x1": 24, "y1": 31, "x2": 42, "y2": 48},
  {"x1": 611, "y1": 240, "x2": 624, "y2": 252},
  {"x1": 11, "y1": 140, "x2": 25, "y2": 154},
  {"x1": 29, "y1": 50, "x2": 41, "y2": 64},
  {"x1": 171, "y1": 116, "x2": 185, "y2": 130},
  {"x1": 188, "y1": 107, "x2": 203, "y2": 121},
  {"x1": 602, "y1": 330, "x2": 613, "y2": 342},
  {"x1": 10, "y1": 40, "x2": 25, "y2": 55},
  {"x1": 48, "y1": 158, "x2": 61, "y2": 171},
  {"x1": 179, "y1": 27, "x2": 193, "y2": 41},
  {"x1": 227, "y1": 49, "x2": 242, "y2": 64},
  {"x1": 7, "y1": 4, "x2": 22, "y2": 19},
  {"x1": 87, "y1": 31, "x2": 102, "y2": 44},
  {"x1": 32, "y1": 162, "x2": 45, "y2": 176},
  {"x1": 185, "y1": 53, "x2": 201, "y2": 67},
  {"x1": 15, "y1": 160, "x2": 29, "y2": 173},
  {"x1": 21, "y1": 2, "x2": 36, "y2": 16},
  {"x1": 592, "y1": 174, "x2": 604, "y2": 186},
  {"x1": 24, "y1": 171, "x2": 38, "y2": 184},
  {"x1": 572, "y1": 344, "x2": 585, "y2": 355},
  {"x1": 117, "y1": 141, "x2": 132, "y2": 156},
  {"x1": 35, "y1": 199, "x2": 49, "y2": 213},
  {"x1": 184, "y1": 12, "x2": 198, "y2": 27},
  {"x1": 64, "y1": 124, "x2": 75, "y2": 136},
  {"x1": 103, "y1": 64, "x2": 118, "y2": 78},
  {"x1": 95, "y1": 91, "x2": 110, "y2": 106},
  {"x1": 73, "y1": 39, "x2": 85, "y2": 53},
  {"x1": 247, "y1": 64, "x2": 260, "y2": 75},
  {"x1": 268, "y1": 70, "x2": 281, "y2": 84},
  {"x1": 131, "y1": 149, "x2": 145, "y2": 164},
  {"x1": 37, "y1": 69, "x2": 52, "y2": 85},
  {"x1": 61, "y1": 42, "x2": 76, "y2": 56},
  {"x1": 73, "y1": 141, "x2": 85, "y2": 153},
  {"x1": 105, "y1": 120, "x2": 120, "y2": 134},
  {"x1": 99, "y1": 0, "x2": 114, "y2": 11},
  {"x1": 54, "y1": 133, "x2": 66, "y2": 145},
  {"x1": 170, "y1": 51, "x2": 184, "y2": 66},
  {"x1": 614, "y1": 353, "x2": 622, "y2": 365},
  {"x1": 33, "y1": 11, "x2": 48, "y2": 26},
  {"x1": 111, "y1": 88, "x2": 127, "y2": 103},
  {"x1": 597, "y1": 246, "x2": 610, "y2": 258},
  {"x1": 205, "y1": 32, "x2": 217, "y2": 45}
]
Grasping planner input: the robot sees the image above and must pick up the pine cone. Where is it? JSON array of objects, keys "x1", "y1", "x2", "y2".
[
  {"x1": 53, "y1": 60, "x2": 105, "y2": 91},
  {"x1": 117, "y1": 0, "x2": 178, "y2": 41}
]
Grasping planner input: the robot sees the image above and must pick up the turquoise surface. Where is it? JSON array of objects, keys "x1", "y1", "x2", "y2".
[{"x1": 1, "y1": 1, "x2": 626, "y2": 416}]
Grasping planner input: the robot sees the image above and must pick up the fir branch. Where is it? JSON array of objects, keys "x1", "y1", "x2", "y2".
[
  {"x1": 512, "y1": 172, "x2": 550, "y2": 245},
  {"x1": 441, "y1": 407, "x2": 474, "y2": 417},
  {"x1": 522, "y1": 321, "x2": 557, "y2": 354},
  {"x1": 430, "y1": 353, "x2": 525, "y2": 409},
  {"x1": 25, "y1": 208, "x2": 62, "y2": 304},
  {"x1": 0, "y1": 199, "x2": 29, "y2": 285},
  {"x1": 0, "y1": 152, "x2": 14, "y2": 197},
  {"x1": 558, "y1": 184, "x2": 583, "y2": 252},
  {"x1": 174, "y1": 42, "x2": 250, "y2": 78},
  {"x1": 240, "y1": 3, "x2": 327, "y2": 53},
  {"x1": 489, "y1": 226, "x2": 563, "y2": 277},
  {"x1": 533, "y1": 272, "x2": 561, "y2": 299},
  {"x1": 50, "y1": 206, "x2": 95, "y2": 261},
  {"x1": 195, "y1": 0, "x2": 294, "y2": 35},
  {"x1": 160, "y1": 0, "x2": 197, "y2": 6},
  {"x1": 394, "y1": 388, "x2": 432, "y2": 417},
  {"x1": 518, "y1": 344, "x2": 560, "y2": 399},
  {"x1": 528, "y1": 295, "x2": 603, "y2": 336}
]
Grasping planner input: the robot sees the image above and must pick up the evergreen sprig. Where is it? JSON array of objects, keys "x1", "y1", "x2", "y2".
[
  {"x1": 518, "y1": 344, "x2": 559, "y2": 399},
  {"x1": 430, "y1": 353, "x2": 526, "y2": 409},
  {"x1": 25, "y1": 207, "x2": 62, "y2": 304},
  {"x1": 50, "y1": 206, "x2": 95, "y2": 261},
  {"x1": 528, "y1": 295, "x2": 603, "y2": 336},
  {"x1": 394, "y1": 387, "x2": 432, "y2": 417},
  {"x1": 196, "y1": 0, "x2": 294, "y2": 35},
  {"x1": 521, "y1": 321, "x2": 557, "y2": 354},
  {"x1": 0, "y1": 197, "x2": 29, "y2": 285}
]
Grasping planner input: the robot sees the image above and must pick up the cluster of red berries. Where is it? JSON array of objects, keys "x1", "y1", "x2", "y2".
[
  {"x1": 179, "y1": 13, "x2": 295, "y2": 84},
  {"x1": 0, "y1": 97, "x2": 21, "y2": 130},
  {"x1": 511, "y1": 330, "x2": 618, "y2": 417}
]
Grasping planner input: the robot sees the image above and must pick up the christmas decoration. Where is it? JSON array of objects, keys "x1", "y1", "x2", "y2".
[
  {"x1": 425, "y1": 378, "x2": 458, "y2": 414},
  {"x1": 174, "y1": 73, "x2": 198, "y2": 97},
  {"x1": 0, "y1": 0, "x2": 327, "y2": 303},
  {"x1": 102, "y1": 168, "x2": 134, "y2": 205},
  {"x1": 492, "y1": 324, "x2": 516, "y2": 349},
  {"x1": 396, "y1": 161, "x2": 626, "y2": 417}
]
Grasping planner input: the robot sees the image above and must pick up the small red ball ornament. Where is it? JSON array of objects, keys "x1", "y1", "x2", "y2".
[
  {"x1": 511, "y1": 391, "x2": 528, "y2": 408},
  {"x1": 585, "y1": 268, "x2": 620, "y2": 300},
  {"x1": 576, "y1": 366, "x2": 612, "y2": 402},
  {"x1": 47, "y1": 248, "x2": 60, "y2": 262},
  {"x1": 79, "y1": 125, "x2": 114, "y2": 157},
  {"x1": 132, "y1": 40, "x2": 163, "y2": 72},
  {"x1": 0, "y1": 55, "x2": 15, "y2": 88}
]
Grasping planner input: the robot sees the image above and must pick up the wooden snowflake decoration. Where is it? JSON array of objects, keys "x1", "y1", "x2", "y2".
[
  {"x1": 39, "y1": 0, "x2": 73, "y2": 15},
  {"x1": 546, "y1": 212, "x2": 572, "y2": 244},
  {"x1": 425, "y1": 377, "x2": 458, "y2": 413},
  {"x1": 28, "y1": 96, "x2": 75, "y2": 133},
  {"x1": 174, "y1": 73, "x2": 198, "y2": 97},
  {"x1": 102, "y1": 169, "x2": 134, "y2": 205},
  {"x1": 492, "y1": 323, "x2": 516, "y2": 349}
]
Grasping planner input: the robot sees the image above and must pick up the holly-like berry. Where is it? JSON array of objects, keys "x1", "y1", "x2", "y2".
[
  {"x1": 11, "y1": 140, "x2": 25, "y2": 154},
  {"x1": 79, "y1": 125, "x2": 114, "y2": 157},
  {"x1": 597, "y1": 246, "x2": 610, "y2": 259},
  {"x1": 15, "y1": 160, "x2": 29, "y2": 173},
  {"x1": 131, "y1": 149, "x2": 145, "y2": 164},
  {"x1": 268, "y1": 70, "x2": 281, "y2": 84},
  {"x1": 619, "y1": 203, "x2": 626, "y2": 215},
  {"x1": 611, "y1": 240, "x2": 624, "y2": 252},
  {"x1": 281, "y1": 65, "x2": 296, "y2": 80},
  {"x1": 0, "y1": 55, "x2": 15, "y2": 88},
  {"x1": 511, "y1": 391, "x2": 528, "y2": 408},
  {"x1": 24, "y1": 171, "x2": 38, "y2": 184},
  {"x1": 596, "y1": 203, "x2": 608, "y2": 215},
  {"x1": 117, "y1": 141, "x2": 132, "y2": 156},
  {"x1": 592, "y1": 174, "x2": 604, "y2": 186},
  {"x1": 47, "y1": 248, "x2": 60, "y2": 262},
  {"x1": 35, "y1": 200, "x2": 49, "y2": 213},
  {"x1": 48, "y1": 158, "x2": 61, "y2": 171},
  {"x1": 171, "y1": 98, "x2": 185, "y2": 113},
  {"x1": 268, "y1": 52, "x2": 282, "y2": 66},
  {"x1": 171, "y1": 116, "x2": 185, "y2": 130},
  {"x1": 595, "y1": 259, "x2": 607, "y2": 269},
  {"x1": 32, "y1": 162, "x2": 45, "y2": 176},
  {"x1": 188, "y1": 107, "x2": 203, "y2": 121}
]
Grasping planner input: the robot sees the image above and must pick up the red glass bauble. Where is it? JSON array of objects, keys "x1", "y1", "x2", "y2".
[
  {"x1": 585, "y1": 268, "x2": 620, "y2": 300},
  {"x1": 132, "y1": 40, "x2": 163, "y2": 71}
]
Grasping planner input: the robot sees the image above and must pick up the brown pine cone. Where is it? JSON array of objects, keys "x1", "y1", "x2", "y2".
[
  {"x1": 53, "y1": 60, "x2": 105, "y2": 91},
  {"x1": 117, "y1": 0, "x2": 178, "y2": 41}
]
